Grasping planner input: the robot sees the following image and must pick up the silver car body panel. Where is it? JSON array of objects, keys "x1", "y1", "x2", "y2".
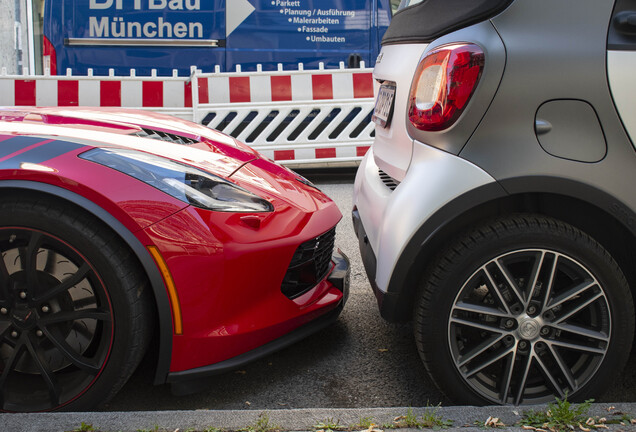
[
  {"x1": 608, "y1": 50, "x2": 636, "y2": 149},
  {"x1": 371, "y1": 43, "x2": 427, "y2": 181},
  {"x1": 353, "y1": 142, "x2": 496, "y2": 293}
]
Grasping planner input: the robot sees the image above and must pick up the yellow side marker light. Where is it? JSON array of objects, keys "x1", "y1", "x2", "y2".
[{"x1": 147, "y1": 246, "x2": 183, "y2": 335}]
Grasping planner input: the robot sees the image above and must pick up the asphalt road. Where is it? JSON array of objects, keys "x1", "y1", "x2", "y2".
[{"x1": 101, "y1": 170, "x2": 636, "y2": 412}]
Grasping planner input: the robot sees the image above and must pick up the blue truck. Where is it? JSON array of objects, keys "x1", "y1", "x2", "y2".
[{"x1": 43, "y1": 0, "x2": 397, "y2": 76}]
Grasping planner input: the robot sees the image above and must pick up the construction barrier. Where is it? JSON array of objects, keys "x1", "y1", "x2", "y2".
[{"x1": 0, "y1": 63, "x2": 377, "y2": 166}]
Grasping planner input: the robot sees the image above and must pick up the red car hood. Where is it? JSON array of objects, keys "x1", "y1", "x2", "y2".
[
  {"x1": 0, "y1": 107, "x2": 258, "y2": 178},
  {"x1": 0, "y1": 107, "x2": 329, "y2": 213}
]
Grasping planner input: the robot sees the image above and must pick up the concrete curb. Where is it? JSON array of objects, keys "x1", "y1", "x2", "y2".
[{"x1": 2, "y1": 403, "x2": 636, "y2": 432}]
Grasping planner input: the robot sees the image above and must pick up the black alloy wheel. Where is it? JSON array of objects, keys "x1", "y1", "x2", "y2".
[
  {"x1": 0, "y1": 196, "x2": 151, "y2": 412},
  {"x1": 415, "y1": 215, "x2": 635, "y2": 405}
]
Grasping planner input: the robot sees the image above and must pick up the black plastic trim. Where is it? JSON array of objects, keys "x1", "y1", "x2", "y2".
[
  {"x1": 352, "y1": 208, "x2": 377, "y2": 296},
  {"x1": 499, "y1": 176, "x2": 636, "y2": 236},
  {"x1": 352, "y1": 209, "x2": 389, "y2": 311},
  {"x1": 281, "y1": 227, "x2": 336, "y2": 299},
  {"x1": 328, "y1": 249, "x2": 351, "y2": 304},
  {"x1": 0, "y1": 180, "x2": 173, "y2": 385},
  {"x1": 608, "y1": 0, "x2": 636, "y2": 51},
  {"x1": 607, "y1": 43, "x2": 636, "y2": 50}
]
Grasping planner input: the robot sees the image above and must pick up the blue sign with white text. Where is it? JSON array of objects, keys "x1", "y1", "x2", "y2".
[
  {"x1": 227, "y1": 0, "x2": 376, "y2": 70},
  {"x1": 71, "y1": 0, "x2": 220, "y2": 42},
  {"x1": 44, "y1": 0, "x2": 392, "y2": 76}
]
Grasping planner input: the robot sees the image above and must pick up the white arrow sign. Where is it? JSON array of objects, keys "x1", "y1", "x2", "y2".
[{"x1": 226, "y1": 0, "x2": 256, "y2": 37}]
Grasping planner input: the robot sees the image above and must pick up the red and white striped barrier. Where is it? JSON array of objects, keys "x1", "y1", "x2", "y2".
[
  {"x1": 1, "y1": 76, "x2": 189, "y2": 108},
  {"x1": 0, "y1": 64, "x2": 376, "y2": 166},
  {"x1": 196, "y1": 70, "x2": 373, "y2": 104},
  {"x1": 0, "y1": 66, "x2": 373, "y2": 107}
]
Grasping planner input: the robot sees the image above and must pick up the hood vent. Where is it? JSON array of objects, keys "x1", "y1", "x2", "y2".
[{"x1": 132, "y1": 128, "x2": 200, "y2": 145}]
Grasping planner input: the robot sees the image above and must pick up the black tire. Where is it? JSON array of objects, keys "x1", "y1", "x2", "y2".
[
  {"x1": 414, "y1": 214, "x2": 635, "y2": 406},
  {"x1": 0, "y1": 195, "x2": 152, "y2": 412}
]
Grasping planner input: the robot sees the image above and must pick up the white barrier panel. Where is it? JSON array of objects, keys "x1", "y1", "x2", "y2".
[
  {"x1": 202, "y1": 100, "x2": 374, "y2": 165},
  {"x1": 0, "y1": 69, "x2": 190, "y2": 110},
  {"x1": 0, "y1": 64, "x2": 376, "y2": 166}
]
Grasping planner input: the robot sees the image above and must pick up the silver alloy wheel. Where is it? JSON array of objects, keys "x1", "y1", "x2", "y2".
[{"x1": 448, "y1": 249, "x2": 610, "y2": 405}]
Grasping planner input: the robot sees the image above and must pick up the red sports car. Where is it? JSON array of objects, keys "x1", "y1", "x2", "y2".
[{"x1": 0, "y1": 107, "x2": 349, "y2": 412}]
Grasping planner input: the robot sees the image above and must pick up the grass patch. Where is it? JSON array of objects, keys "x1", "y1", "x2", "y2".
[
  {"x1": 349, "y1": 416, "x2": 376, "y2": 430},
  {"x1": 136, "y1": 426, "x2": 161, "y2": 432},
  {"x1": 314, "y1": 417, "x2": 345, "y2": 432},
  {"x1": 184, "y1": 428, "x2": 223, "y2": 432},
  {"x1": 239, "y1": 412, "x2": 281, "y2": 432},
  {"x1": 67, "y1": 423, "x2": 96, "y2": 432},
  {"x1": 520, "y1": 397, "x2": 594, "y2": 431},
  {"x1": 392, "y1": 406, "x2": 453, "y2": 429},
  {"x1": 393, "y1": 407, "x2": 421, "y2": 428},
  {"x1": 421, "y1": 405, "x2": 454, "y2": 429}
]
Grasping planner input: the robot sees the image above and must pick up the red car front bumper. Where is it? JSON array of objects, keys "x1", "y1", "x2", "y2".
[
  {"x1": 167, "y1": 249, "x2": 349, "y2": 394},
  {"x1": 141, "y1": 179, "x2": 349, "y2": 387}
]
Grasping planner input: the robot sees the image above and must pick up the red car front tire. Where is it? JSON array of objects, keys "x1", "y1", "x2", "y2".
[{"x1": 0, "y1": 195, "x2": 152, "y2": 412}]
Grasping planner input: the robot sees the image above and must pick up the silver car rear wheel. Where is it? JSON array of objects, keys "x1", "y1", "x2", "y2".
[
  {"x1": 449, "y1": 248, "x2": 610, "y2": 405},
  {"x1": 415, "y1": 215, "x2": 634, "y2": 406}
]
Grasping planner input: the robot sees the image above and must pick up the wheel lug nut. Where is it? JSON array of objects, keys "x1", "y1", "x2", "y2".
[
  {"x1": 527, "y1": 306, "x2": 537, "y2": 315},
  {"x1": 41, "y1": 305, "x2": 50, "y2": 313},
  {"x1": 0, "y1": 307, "x2": 7, "y2": 315},
  {"x1": 541, "y1": 327, "x2": 550, "y2": 336},
  {"x1": 518, "y1": 340, "x2": 528, "y2": 349},
  {"x1": 505, "y1": 319, "x2": 515, "y2": 328},
  {"x1": 11, "y1": 331, "x2": 18, "y2": 338},
  {"x1": 36, "y1": 330, "x2": 43, "y2": 337},
  {"x1": 19, "y1": 291, "x2": 27, "y2": 299}
]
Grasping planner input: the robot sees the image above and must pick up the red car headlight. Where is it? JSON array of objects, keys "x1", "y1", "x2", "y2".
[{"x1": 80, "y1": 148, "x2": 273, "y2": 212}]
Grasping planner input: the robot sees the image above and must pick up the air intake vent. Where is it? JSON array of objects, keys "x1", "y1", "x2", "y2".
[
  {"x1": 281, "y1": 227, "x2": 336, "y2": 299},
  {"x1": 379, "y1": 169, "x2": 400, "y2": 191},
  {"x1": 132, "y1": 128, "x2": 199, "y2": 145}
]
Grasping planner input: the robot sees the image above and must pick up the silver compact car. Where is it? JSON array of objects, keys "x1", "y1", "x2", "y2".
[{"x1": 353, "y1": 0, "x2": 636, "y2": 405}]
